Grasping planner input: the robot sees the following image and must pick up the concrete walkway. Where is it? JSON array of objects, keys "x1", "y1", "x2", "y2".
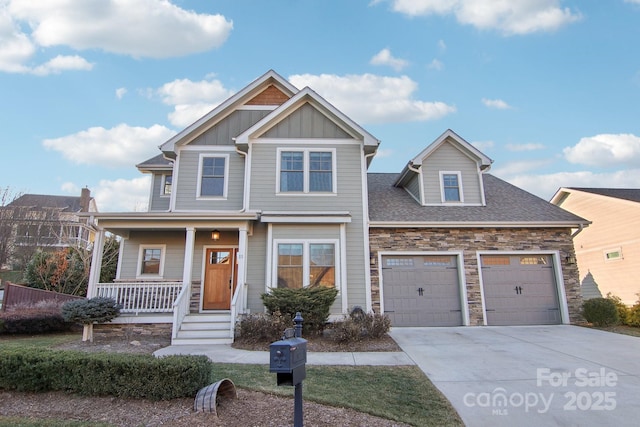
[
  {"x1": 154, "y1": 344, "x2": 414, "y2": 366},
  {"x1": 389, "y1": 325, "x2": 640, "y2": 427}
]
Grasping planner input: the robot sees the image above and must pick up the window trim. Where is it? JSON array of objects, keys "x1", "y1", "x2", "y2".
[
  {"x1": 196, "y1": 153, "x2": 229, "y2": 200},
  {"x1": 160, "y1": 174, "x2": 172, "y2": 197},
  {"x1": 276, "y1": 148, "x2": 337, "y2": 195},
  {"x1": 604, "y1": 248, "x2": 623, "y2": 262},
  {"x1": 439, "y1": 171, "x2": 464, "y2": 203},
  {"x1": 136, "y1": 244, "x2": 166, "y2": 279},
  {"x1": 272, "y1": 239, "x2": 340, "y2": 289}
]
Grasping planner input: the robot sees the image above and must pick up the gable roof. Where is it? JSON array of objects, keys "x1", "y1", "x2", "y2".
[
  {"x1": 563, "y1": 187, "x2": 640, "y2": 203},
  {"x1": 136, "y1": 153, "x2": 173, "y2": 172},
  {"x1": 369, "y1": 173, "x2": 588, "y2": 227},
  {"x1": 8, "y1": 194, "x2": 87, "y2": 213},
  {"x1": 234, "y1": 86, "x2": 380, "y2": 152},
  {"x1": 159, "y1": 70, "x2": 299, "y2": 157},
  {"x1": 395, "y1": 129, "x2": 492, "y2": 187}
]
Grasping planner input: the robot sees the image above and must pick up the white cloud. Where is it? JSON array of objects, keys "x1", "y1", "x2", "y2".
[
  {"x1": 156, "y1": 77, "x2": 235, "y2": 127},
  {"x1": 390, "y1": 0, "x2": 581, "y2": 35},
  {"x1": 8, "y1": 0, "x2": 233, "y2": 59},
  {"x1": 625, "y1": 0, "x2": 640, "y2": 5},
  {"x1": 42, "y1": 124, "x2": 176, "y2": 167},
  {"x1": 563, "y1": 133, "x2": 640, "y2": 167},
  {"x1": 505, "y1": 169, "x2": 640, "y2": 201},
  {"x1": 438, "y1": 39, "x2": 447, "y2": 51},
  {"x1": 93, "y1": 176, "x2": 151, "y2": 212},
  {"x1": 482, "y1": 98, "x2": 512, "y2": 109},
  {"x1": 288, "y1": 73, "x2": 456, "y2": 124},
  {"x1": 375, "y1": 148, "x2": 394, "y2": 158},
  {"x1": 370, "y1": 48, "x2": 409, "y2": 71},
  {"x1": 506, "y1": 143, "x2": 545, "y2": 151},
  {"x1": 31, "y1": 54, "x2": 93, "y2": 76},
  {"x1": 427, "y1": 59, "x2": 444, "y2": 70},
  {"x1": 471, "y1": 140, "x2": 494, "y2": 152},
  {"x1": 115, "y1": 87, "x2": 127, "y2": 99},
  {"x1": 492, "y1": 158, "x2": 553, "y2": 177}
]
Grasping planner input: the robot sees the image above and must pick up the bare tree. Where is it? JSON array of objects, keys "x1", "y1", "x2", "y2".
[{"x1": 0, "y1": 186, "x2": 24, "y2": 268}]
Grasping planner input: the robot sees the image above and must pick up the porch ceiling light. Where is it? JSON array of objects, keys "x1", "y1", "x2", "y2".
[{"x1": 212, "y1": 229, "x2": 220, "y2": 241}]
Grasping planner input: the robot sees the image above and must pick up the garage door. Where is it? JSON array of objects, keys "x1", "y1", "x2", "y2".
[
  {"x1": 382, "y1": 255, "x2": 462, "y2": 327},
  {"x1": 481, "y1": 255, "x2": 561, "y2": 325}
]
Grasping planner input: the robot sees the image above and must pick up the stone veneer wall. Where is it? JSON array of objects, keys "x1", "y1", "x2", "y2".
[
  {"x1": 369, "y1": 227, "x2": 583, "y2": 325},
  {"x1": 93, "y1": 323, "x2": 172, "y2": 339}
]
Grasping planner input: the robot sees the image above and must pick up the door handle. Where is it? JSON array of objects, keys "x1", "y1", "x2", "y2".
[
  {"x1": 417, "y1": 287, "x2": 424, "y2": 296},
  {"x1": 514, "y1": 286, "x2": 523, "y2": 295}
]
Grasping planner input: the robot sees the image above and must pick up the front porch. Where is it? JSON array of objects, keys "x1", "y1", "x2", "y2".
[{"x1": 85, "y1": 213, "x2": 258, "y2": 345}]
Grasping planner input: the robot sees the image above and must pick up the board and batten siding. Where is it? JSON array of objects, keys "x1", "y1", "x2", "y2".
[
  {"x1": 422, "y1": 140, "x2": 483, "y2": 205},
  {"x1": 118, "y1": 231, "x2": 185, "y2": 280},
  {"x1": 248, "y1": 141, "x2": 369, "y2": 311},
  {"x1": 148, "y1": 173, "x2": 171, "y2": 211},
  {"x1": 191, "y1": 110, "x2": 271, "y2": 146},
  {"x1": 173, "y1": 149, "x2": 244, "y2": 211},
  {"x1": 263, "y1": 104, "x2": 351, "y2": 139}
]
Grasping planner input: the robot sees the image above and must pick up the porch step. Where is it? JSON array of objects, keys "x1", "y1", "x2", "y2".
[{"x1": 172, "y1": 312, "x2": 234, "y2": 346}]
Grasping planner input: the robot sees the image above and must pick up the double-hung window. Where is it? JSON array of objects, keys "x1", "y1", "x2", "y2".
[
  {"x1": 161, "y1": 174, "x2": 172, "y2": 196},
  {"x1": 275, "y1": 241, "x2": 337, "y2": 289},
  {"x1": 440, "y1": 171, "x2": 463, "y2": 203},
  {"x1": 278, "y1": 149, "x2": 335, "y2": 194},
  {"x1": 137, "y1": 245, "x2": 165, "y2": 277},
  {"x1": 197, "y1": 154, "x2": 228, "y2": 198}
]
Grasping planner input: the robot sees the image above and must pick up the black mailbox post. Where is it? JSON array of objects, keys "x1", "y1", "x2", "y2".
[{"x1": 269, "y1": 312, "x2": 307, "y2": 427}]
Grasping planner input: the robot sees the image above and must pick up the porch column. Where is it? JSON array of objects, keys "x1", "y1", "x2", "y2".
[
  {"x1": 237, "y1": 225, "x2": 248, "y2": 313},
  {"x1": 182, "y1": 227, "x2": 195, "y2": 287},
  {"x1": 86, "y1": 228, "x2": 105, "y2": 298}
]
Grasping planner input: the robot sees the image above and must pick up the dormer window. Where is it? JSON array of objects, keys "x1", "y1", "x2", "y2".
[{"x1": 440, "y1": 171, "x2": 463, "y2": 203}]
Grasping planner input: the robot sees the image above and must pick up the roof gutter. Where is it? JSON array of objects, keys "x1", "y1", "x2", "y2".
[{"x1": 369, "y1": 221, "x2": 590, "y2": 229}]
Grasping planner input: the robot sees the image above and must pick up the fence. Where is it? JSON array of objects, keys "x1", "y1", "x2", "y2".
[{"x1": 1, "y1": 282, "x2": 84, "y2": 312}]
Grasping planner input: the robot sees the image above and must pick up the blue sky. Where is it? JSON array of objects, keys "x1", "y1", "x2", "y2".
[{"x1": 1, "y1": 0, "x2": 639, "y2": 212}]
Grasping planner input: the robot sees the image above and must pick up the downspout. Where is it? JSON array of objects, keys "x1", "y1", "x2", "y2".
[
  {"x1": 363, "y1": 150, "x2": 377, "y2": 312},
  {"x1": 235, "y1": 141, "x2": 249, "y2": 213},
  {"x1": 571, "y1": 223, "x2": 585, "y2": 238}
]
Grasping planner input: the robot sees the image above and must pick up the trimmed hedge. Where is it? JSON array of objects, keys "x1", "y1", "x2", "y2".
[
  {"x1": 582, "y1": 297, "x2": 619, "y2": 327},
  {"x1": 0, "y1": 348, "x2": 212, "y2": 400},
  {"x1": 0, "y1": 307, "x2": 74, "y2": 334},
  {"x1": 261, "y1": 287, "x2": 338, "y2": 335}
]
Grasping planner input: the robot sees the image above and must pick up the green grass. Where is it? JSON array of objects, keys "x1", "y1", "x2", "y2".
[
  {"x1": 0, "y1": 334, "x2": 463, "y2": 426},
  {"x1": 211, "y1": 363, "x2": 463, "y2": 426}
]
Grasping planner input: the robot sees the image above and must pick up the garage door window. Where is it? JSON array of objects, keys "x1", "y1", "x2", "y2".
[
  {"x1": 423, "y1": 256, "x2": 452, "y2": 266},
  {"x1": 520, "y1": 256, "x2": 547, "y2": 265},
  {"x1": 482, "y1": 256, "x2": 510, "y2": 266},
  {"x1": 386, "y1": 258, "x2": 414, "y2": 267}
]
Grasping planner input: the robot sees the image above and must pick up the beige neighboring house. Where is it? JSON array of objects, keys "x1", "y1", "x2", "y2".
[
  {"x1": 551, "y1": 187, "x2": 640, "y2": 305},
  {"x1": 3, "y1": 188, "x2": 97, "y2": 268}
]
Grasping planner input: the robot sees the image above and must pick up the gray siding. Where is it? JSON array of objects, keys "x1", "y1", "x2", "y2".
[
  {"x1": 422, "y1": 140, "x2": 483, "y2": 205},
  {"x1": 263, "y1": 104, "x2": 350, "y2": 139},
  {"x1": 192, "y1": 110, "x2": 270, "y2": 146},
  {"x1": 248, "y1": 141, "x2": 369, "y2": 312},
  {"x1": 149, "y1": 173, "x2": 171, "y2": 212},
  {"x1": 119, "y1": 231, "x2": 185, "y2": 280},
  {"x1": 174, "y1": 149, "x2": 245, "y2": 211},
  {"x1": 246, "y1": 222, "x2": 268, "y2": 313},
  {"x1": 405, "y1": 173, "x2": 421, "y2": 202}
]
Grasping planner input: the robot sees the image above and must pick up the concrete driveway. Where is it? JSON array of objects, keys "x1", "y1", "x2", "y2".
[{"x1": 389, "y1": 325, "x2": 640, "y2": 427}]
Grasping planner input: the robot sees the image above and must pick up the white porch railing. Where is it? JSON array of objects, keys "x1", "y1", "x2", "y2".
[
  {"x1": 230, "y1": 282, "x2": 247, "y2": 337},
  {"x1": 172, "y1": 283, "x2": 191, "y2": 340},
  {"x1": 95, "y1": 281, "x2": 183, "y2": 314}
]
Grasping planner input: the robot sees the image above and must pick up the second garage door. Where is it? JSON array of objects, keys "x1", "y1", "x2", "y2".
[
  {"x1": 481, "y1": 254, "x2": 561, "y2": 326},
  {"x1": 382, "y1": 255, "x2": 463, "y2": 327}
]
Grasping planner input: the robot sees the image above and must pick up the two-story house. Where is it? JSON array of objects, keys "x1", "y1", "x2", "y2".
[
  {"x1": 1, "y1": 188, "x2": 96, "y2": 269},
  {"x1": 84, "y1": 70, "x2": 587, "y2": 344}
]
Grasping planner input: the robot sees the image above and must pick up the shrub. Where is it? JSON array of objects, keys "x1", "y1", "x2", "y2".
[
  {"x1": 0, "y1": 348, "x2": 212, "y2": 400},
  {"x1": 62, "y1": 297, "x2": 120, "y2": 324},
  {"x1": 606, "y1": 293, "x2": 629, "y2": 325},
  {"x1": 625, "y1": 294, "x2": 640, "y2": 327},
  {"x1": 261, "y1": 287, "x2": 338, "y2": 335},
  {"x1": 236, "y1": 311, "x2": 294, "y2": 343},
  {"x1": 329, "y1": 307, "x2": 392, "y2": 343},
  {"x1": 0, "y1": 301, "x2": 73, "y2": 334},
  {"x1": 582, "y1": 297, "x2": 619, "y2": 327}
]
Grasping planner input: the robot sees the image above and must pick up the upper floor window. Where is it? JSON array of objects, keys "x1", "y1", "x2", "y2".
[
  {"x1": 137, "y1": 245, "x2": 165, "y2": 277},
  {"x1": 440, "y1": 171, "x2": 463, "y2": 202},
  {"x1": 275, "y1": 240, "x2": 337, "y2": 289},
  {"x1": 604, "y1": 248, "x2": 623, "y2": 262},
  {"x1": 197, "y1": 154, "x2": 228, "y2": 199},
  {"x1": 161, "y1": 174, "x2": 172, "y2": 196},
  {"x1": 278, "y1": 149, "x2": 335, "y2": 194}
]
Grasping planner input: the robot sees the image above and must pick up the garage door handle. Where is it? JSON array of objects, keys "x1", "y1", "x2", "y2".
[{"x1": 384, "y1": 310, "x2": 395, "y2": 313}]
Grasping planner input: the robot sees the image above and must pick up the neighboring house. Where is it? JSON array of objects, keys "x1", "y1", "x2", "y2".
[
  {"x1": 551, "y1": 187, "x2": 640, "y2": 305},
  {"x1": 1, "y1": 188, "x2": 96, "y2": 268},
  {"x1": 84, "y1": 70, "x2": 587, "y2": 344}
]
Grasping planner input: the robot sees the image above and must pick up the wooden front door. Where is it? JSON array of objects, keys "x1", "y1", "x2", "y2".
[{"x1": 203, "y1": 248, "x2": 237, "y2": 310}]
